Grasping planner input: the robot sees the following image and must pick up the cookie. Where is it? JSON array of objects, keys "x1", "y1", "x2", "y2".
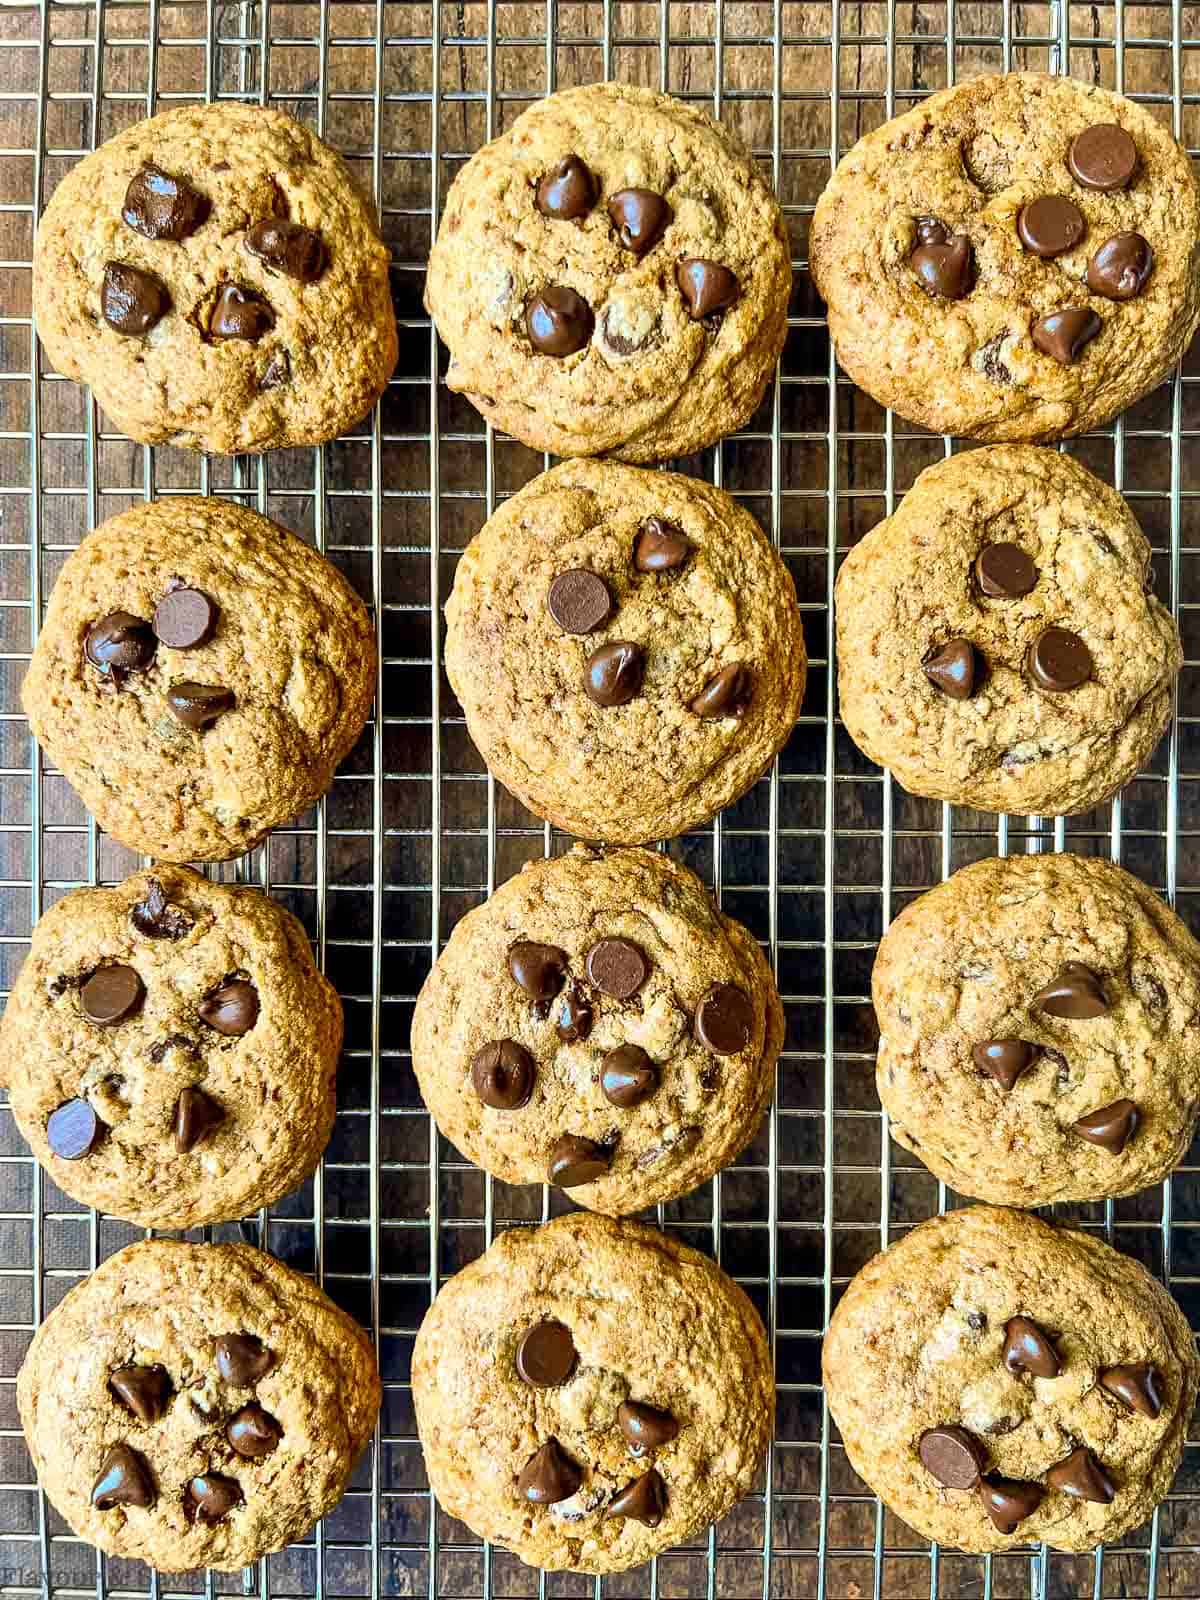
[
  {"x1": 445, "y1": 459, "x2": 805, "y2": 843},
  {"x1": 33, "y1": 103, "x2": 396, "y2": 453},
  {"x1": 823, "y1": 1205, "x2": 1198, "y2": 1552},
  {"x1": 0, "y1": 866, "x2": 341, "y2": 1229},
  {"x1": 874, "y1": 852, "x2": 1200, "y2": 1207},
  {"x1": 835, "y1": 446, "x2": 1180, "y2": 815},
  {"x1": 412, "y1": 1211, "x2": 772, "y2": 1573},
  {"x1": 425, "y1": 83, "x2": 792, "y2": 461},
  {"x1": 22, "y1": 496, "x2": 375, "y2": 862},
  {"x1": 411, "y1": 844, "x2": 782, "y2": 1214},
  {"x1": 17, "y1": 1238, "x2": 380, "y2": 1571},
  {"x1": 811, "y1": 73, "x2": 1200, "y2": 440}
]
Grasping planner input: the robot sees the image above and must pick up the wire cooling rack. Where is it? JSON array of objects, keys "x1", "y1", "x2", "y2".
[{"x1": 1, "y1": 2, "x2": 1198, "y2": 1598}]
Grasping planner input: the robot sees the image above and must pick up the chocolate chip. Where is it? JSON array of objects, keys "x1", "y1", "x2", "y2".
[
  {"x1": 677, "y1": 259, "x2": 739, "y2": 320},
  {"x1": 1068, "y1": 124, "x2": 1138, "y2": 191},
  {"x1": 109, "y1": 1364, "x2": 170, "y2": 1424},
  {"x1": 92, "y1": 1444, "x2": 155, "y2": 1509},
  {"x1": 186, "y1": 1472, "x2": 242, "y2": 1523},
  {"x1": 199, "y1": 977, "x2": 259, "y2": 1035},
  {"x1": 911, "y1": 233, "x2": 974, "y2": 299},
  {"x1": 1028, "y1": 627, "x2": 1092, "y2": 691},
  {"x1": 917, "y1": 1425, "x2": 988, "y2": 1489},
  {"x1": 166, "y1": 681, "x2": 235, "y2": 729},
  {"x1": 518, "y1": 1438, "x2": 582, "y2": 1504},
  {"x1": 471, "y1": 1040, "x2": 535, "y2": 1110},
  {"x1": 585, "y1": 641, "x2": 644, "y2": 707},
  {"x1": 975, "y1": 543, "x2": 1037, "y2": 598},
  {"x1": 1087, "y1": 231, "x2": 1154, "y2": 301},
  {"x1": 923, "y1": 638, "x2": 979, "y2": 701},
  {"x1": 215, "y1": 1332, "x2": 271, "y2": 1386},
  {"x1": 916, "y1": 217, "x2": 949, "y2": 244},
  {"x1": 47, "y1": 1098, "x2": 102, "y2": 1160},
  {"x1": 978, "y1": 1475, "x2": 1044, "y2": 1534},
  {"x1": 601, "y1": 1044, "x2": 658, "y2": 1108},
  {"x1": 173, "y1": 1086, "x2": 225, "y2": 1153},
  {"x1": 547, "y1": 570, "x2": 612, "y2": 635},
  {"x1": 245, "y1": 218, "x2": 326, "y2": 283},
  {"x1": 123, "y1": 164, "x2": 208, "y2": 241},
  {"x1": 209, "y1": 284, "x2": 274, "y2": 342},
  {"x1": 227, "y1": 1403, "x2": 282, "y2": 1459},
  {"x1": 130, "y1": 876, "x2": 192, "y2": 939},
  {"x1": 1017, "y1": 195, "x2": 1086, "y2": 258},
  {"x1": 586, "y1": 937, "x2": 649, "y2": 999},
  {"x1": 1034, "y1": 962, "x2": 1107, "y2": 1018},
  {"x1": 618, "y1": 1400, "x2": 680, "y2": 1455},
  {"x1": 508, "y1": 941, "x2": 567, "y2": 1004},
  {"x1": 1031, "y1": 307, "x2": 1101, "y2": 365},
  {"x1": 85, "y1": 612, "x2": 156, "y2": 676},
  {"x1": 695, "y1": 984, "x2": 754, "y2": 1055},
  {"x1": 635, "y1": 518, "x2": 691, "y2": 573},
  {"x1": 608, "y1": 1468, "x2": 666, "y2": 1526},
  {"x1": 1073, "y1": 1098, "x2": 1139, "y2": 1154},
  {"x1": 1099, "y1": 1363, "x2": 1163, "y2": 1419},
  {"x1": 1003, "y1": 1316, "x2": 1061, "y2": 1379},
  {"x1": 81, "y1": 964, "x2": 144, "y2": 1027},
  {"x1": 973, "y1": 1039, "x2": 1036, "y2": 1091},
  {"x1": 554, "y1": 983, "x2": 592, "y2": 1043},
  {"x1": 101, "y1": 262, "x2": 170, "y2": 335},
  {"x1": 515, "y1": 1320, "x2": 577, "y2": 1387},
  {"x1": 1046, "y1": 1446, "x2": 1115, "y2": 1503},
  {"x1": 608, "y1": 189, "x2": 672, "y2": 258},
  {"x1": 690, "y1": 663, "x2": 752, "y2": 718},
  {"x1": 536, "y1": 155, "x2": 598, "y2": 221},
  {"x1": 548, "y1": 1133, "x2": 611, "y2": 1187},
  {"x1": 260, "y1": 350, "x2": 290, "y2": 391},
  {"x1": 526, "y1": 286, "x2": 594, "y2": 355},
  {"x1": 153, "y1": 587, "x2": 219, "y2": 649}
]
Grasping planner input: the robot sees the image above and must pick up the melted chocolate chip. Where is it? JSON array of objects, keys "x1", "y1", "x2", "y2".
[
  {"x1": 1017, "y1": 195, "x2": 1086, "y2": 258},
  {"x1": 1099, "y1": 1362, "x2": 1163, "y2": 1418},
  {"x1": 85, "y1": 612, "x2": 156, "y2": 676},
  {"x1": 227, "y1": 1403, "x2": 282, "y2": 1458},
  {"x1": 123, "y1": 164, "x2": 208, "y2": 241},
  {"x1": 911, "y1": 232, "x2": 974, "y2": 299},
  {"x1": 690, "y1": 663, "x2": 752, "y2": 718},
  {"x1": 608, "y1": 1468, "x2": 666, "y2": 1526},
  {"x1": 526, "y1": 286, "x2": 594, "y2": 356},
  {"x1": 47, "y1": 1098, "x2": 102, "y2": 1160},
  {"x1": 635, "y1": 518, "x2": 691, "y2": 573},
  {"x1": 676, "y1": 259, "x2": 739, "y2": 320},
  {"x1": 101, "y1": 262, "x2": 170, "y2": 335},
  {"x1": 975, "y1": 543, "x2": 1037, "y2": 598},
  {"x1": 153, "y1": 587, "x2": 219, "y2": 649},
  {"x1": 166, "y1": 681, "x2": 235, "y2": 730},
  {"x1": 81, "y1": 964, "x2": 144, "y2": 1026},
  {"x1": 516, "y1": 1320, "x2": 577, "y2": 1387},
  {"x1": 601, "y1": 1044, "x2": 658, "y2": 1109},
  {"x1": 1073, "y1": 1098, "x2": 1139, "y2": 1154},
  {"x1": 554, "y1": 983, "x2": 593, "y2": 1043},
  {"x1": 1068, "y1": 124, "x2": 1138, "y2": 191},
  {"x1": 110, "y1": 1364, "x2": 170, "y2": 1424},
  {"x1": 209, "y1": 284, "x2": 274, "y2": 342},
  {"x1": 585, "y1": 640, "x2": 644, "y2": 707},
  {"x1": 547, "y1": 569, "x2": 612, "y2": 635},
  {"x1": 548, "y1": 1133, "x2": 611, "y2": 1187},
  {"x1": 1046, "y1": 1446, "x2": 1115, "y2": 1503},
  {"x1": 1032, "y1": 307, "x2": 1101, "y2": 365},
  {"x1": 199, "y1": 978, "x2": 259, "y2": 1035},
  {"x1": 1003, "y1": 1316, "x2": 1061, "y2": 1379},
  {"x1": 918, "y1": 1425, "x2": 987, "y2": 1489},
  {"x1": 586, "y1": 937, "x2": 649, "y2": 999},
  {"x1": 173, "y1": 1086, "x2": 225, "y2": 1153},
  {"x1": 92, "y1": 1444, "x2": 155, "y2": 1509},
  {"x1": 470, "y1": 1040, "x2": 535, "y2": 1110},
  {"x1": 1087, "y1": 232, "x2": 1154, "y2": 301},
  {"x1": 130, "y1": 876, "x2": 192, "y2": 939},
  {"x1": 1028, "y1": 627, "x2": 1092, "y2": 691},
  {"x1": 608, "y1": 189, "x2": 672, "y2": 258},
  {"x1": 260, "y1": 350, "x2": 291, "y2": 391},
  {"x1": 973, "y1": 1039, "x2": 1036, "y2": 1091},
  {"x1": 245, "y1": 218, "x2": 326, "y2": 282},
  {"x1": 186, "y1": 1472, "x2": 242, "y2": 1523},
  {"x1": 1034, "y1": 962, "x2": 1107, "y2": 1018},
  {"x1": 508, "y1": 941, "x2": 567, "y2": 1004},
  {"x1": 695, "y1": 984, "x2": 754, "y2": 1055},
  {"x1": 536, "y1": 155, "x2": 598, "y2": 221},
  {"x1": 923, "y1": 638, "x2": 979, "y2": 701},
  {"x1": 978, "y1": 1474, "x2": 1044, "y2": 1534},
  {"x1": 517, "y1": 1438, "x2": 582, "y2": 1504},
  {"x1": 215, "y1": 1332, "x2": 271, "y2": 1386},
  {"x1": 618, "y1": 1400, "x2": 680, "y2": 1454}
]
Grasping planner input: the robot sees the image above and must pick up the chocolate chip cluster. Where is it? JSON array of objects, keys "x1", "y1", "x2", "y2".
[{"x1": 84, "y1": 579, "x2": 235, "y2": 731}]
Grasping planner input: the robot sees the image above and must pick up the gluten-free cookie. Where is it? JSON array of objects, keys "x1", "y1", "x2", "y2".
[
  {"x1": 18, "y1": 1238, "x2": 381, "y2": 1572},
  {"x1": 445, "y1": 460, "x2": 805, "y2": 843},
  {"x1": 33, "y1": 103, "x2": 396, "y2": 453},
  {"x1": 0, "y1": 867, "x2": 341, "y2": 1228},
  {"x1": 413, "y1": 1211, "x2": 773, "y2": 1573},
  {"x1": 835, "y1": 446, "x2": 1180, "y2": 815},
  {"x1": 811, "y1": 74, "x2": 1200, "y2": 440},
  {"x1": 874, "y1": 853, "x2": 1200, "y2": 1207},
  {"x1": 22, "y1": 497, "x2": 375, "y2": 862},
  {"x1": 823, "y1": 1206, "x2": 1199, "y2": 1552},
  {"x1": 411, "y1": 845, "x2": 782, "y2": 1215},
  {"x1": 425, "y1": 82, "x2": 792, "y2": 460}
]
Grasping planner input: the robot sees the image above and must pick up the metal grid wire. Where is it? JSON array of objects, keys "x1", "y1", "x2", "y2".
[{"x1": 0, "y1": 2, "x2": 1198, "y2": 1597}]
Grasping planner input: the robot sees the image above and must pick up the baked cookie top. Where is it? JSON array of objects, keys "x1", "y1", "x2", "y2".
[
  {"x1": 411, "y1": 845, "x2": 783, "y2": 1215},
  {"x1": 412, "y1": 1211, "x2": 773, "y2": 1573},
  {"x1": 425, "y1": 82, "x2": 792, "y2": 461},
  {"x1": 22, "y1": 496, "x2": 376, "y2": 862},
  {"x1": 823, "y1": 1206, "x2": 1199, "y2": 1553},
  {"x1": 874, "y1": 853, "x2": 1200, "y2": 1208},
  {"x1": 33, "y1": 103, "x2": 396, "y2": 453},
  {"x1": 445, "y1": 459, "x2": 806, "y2": 844},
  {"x1": 835, "y1": 445, "x2": 1180, "y2": 816},
  {"x1": 811, "y1": 74, "x2": 1200, "y2": 440},
  {"x1": 17, "y1": 1239, "x2": 381, "y2": 1573},
  {"x1": 0, "y1": 867, "x2": 342, "y2": 1229}
]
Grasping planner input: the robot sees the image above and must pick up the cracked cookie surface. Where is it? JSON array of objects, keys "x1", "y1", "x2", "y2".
[
  {"x1": 873, "y1": 853, "x2": 1200, "y2": 1207},
  {"x1": 412, "y1": 1211, "x2": 773, "y2": 1573},
  {"x1": 425, "y1": 83, "x2": 792, "y2": 461},
  {"x1": 411, "y1": 845, "x2": 782, "y2": 1215},
  {"x1": 33, "y1": 103, "x2": 396, "y2": 453},
  {"x1": 811, "y1": 73, "x2": 1200, "y2": 441},
  {"x1": 17, "y1": 1238, "x2": 381, "y2": 1571},
  {"x1": 22, "y1": 496, "x2": 376, "y2": 862},
  {"x1": 445, "y1": 459, "x2": 805, "y2": 844},
  {"x1": 823, "y1": 1206, "x2": 1199, "y2": 1552},
  {"x1": 835, "y1": 445, "x2": 1180, "y2": 815}
]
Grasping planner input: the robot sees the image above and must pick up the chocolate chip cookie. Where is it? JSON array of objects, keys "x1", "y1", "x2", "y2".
[
  {"x1": 835, "y1": 446, "x2": 1180, "y2": 815},
  {"x1": 18, "y1": 1238, "x2": 380, "y2": 1571},
  {"x1": 33, "y1": 103, "x2": 396, "y2": 453},
  {"x1": 823, "y1": 1206, "x2": 1198, "y2": 1552},
  {"x1": 22, "y1": 496, "x2": 375, "y2": 861},
  {"x1": 425, "y1": 82, "x2": 792, "y2": 460},
  {"x1": 874, "y1": 853, "x2": 1200, "y2": 1207},
  {"x1": 811, "y1": 73, "x2": 1200, "y2": 440},
  {"x1": 412, "y1": 1210, "x2": 772, "y2": 1573},
  {"x1": 411, "y1": 844, "x2": 782, "y2": 1214},
  {"x1": 445, "y1": 460, "x2": 805, "y2": 843},
  {"x1": 0, "y1": 867, "x2": 341, "y2": 1228}
]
